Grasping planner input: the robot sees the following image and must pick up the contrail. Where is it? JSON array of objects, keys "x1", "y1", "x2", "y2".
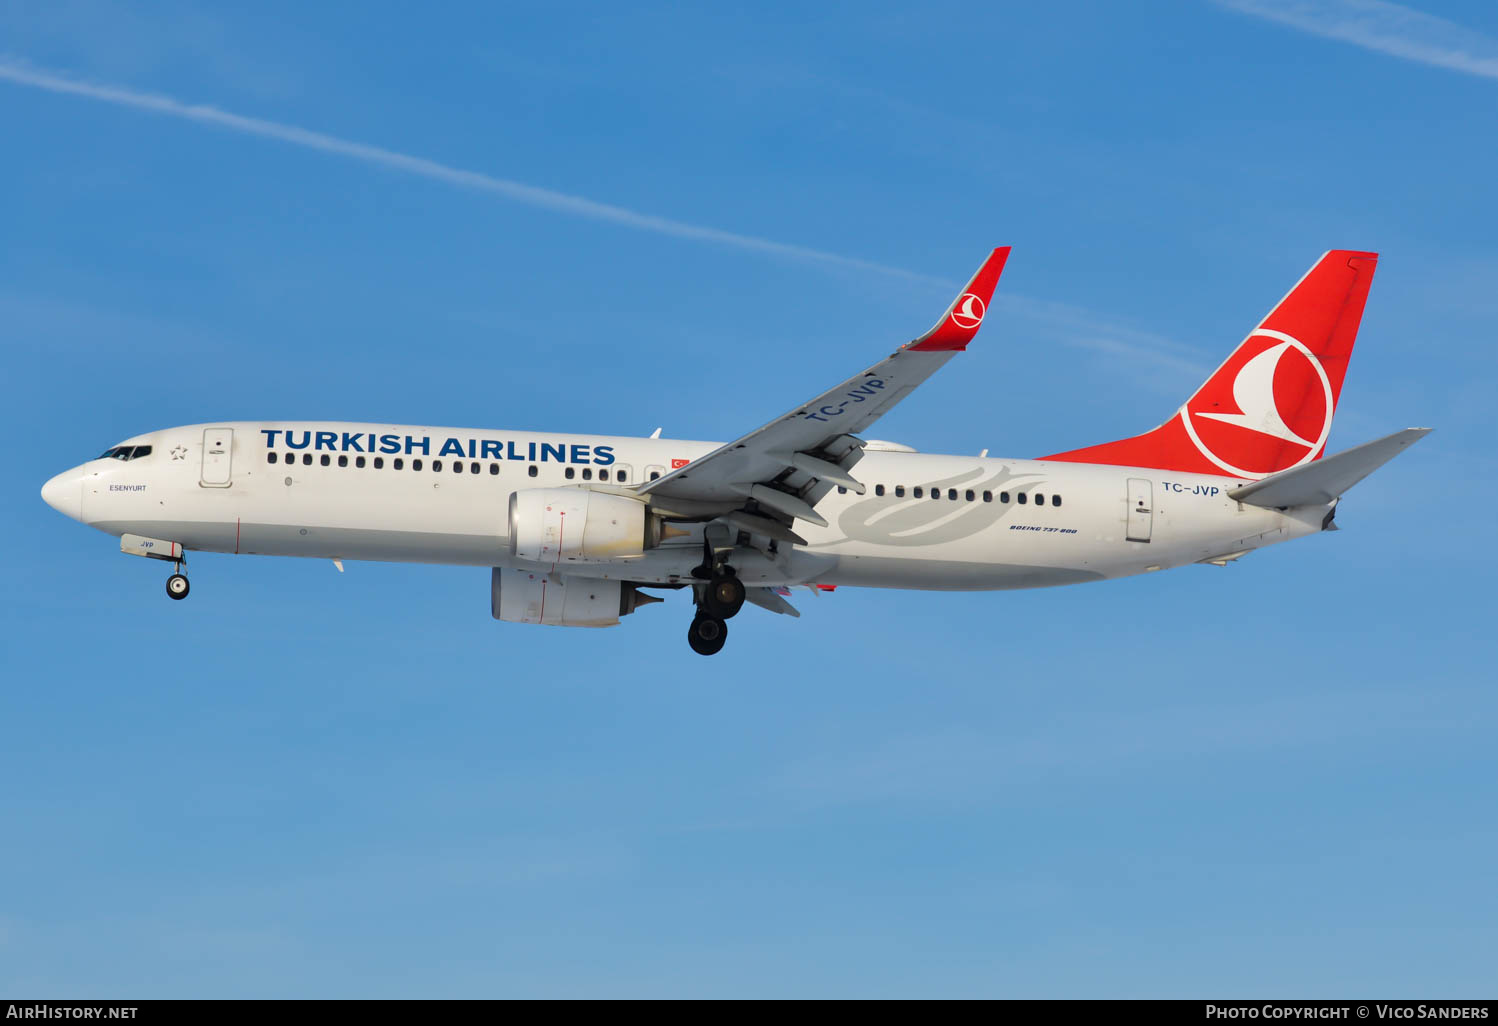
[
  {"x1": 0, "y1": 58, "x2": 1212, "y2": 379},
  {"x1": 0, "y1": 59, "x2": 947, "y2": 286},
  {"x1": 1213, "y1": 0, "x2": 1498, "y2": 81}
]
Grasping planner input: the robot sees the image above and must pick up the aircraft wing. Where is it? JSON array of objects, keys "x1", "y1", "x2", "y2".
[{"x1": 639, "y1": 247, "x2": 1010, "y2": 529}]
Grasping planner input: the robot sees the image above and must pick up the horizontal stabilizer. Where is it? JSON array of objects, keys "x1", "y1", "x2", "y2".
[{"x1": 1229, "y1": 428, "x2": 1431, "y2": 508}]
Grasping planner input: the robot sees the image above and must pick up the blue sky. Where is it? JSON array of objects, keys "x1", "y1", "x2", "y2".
[{"x1": 3, "y1": 0, "x2": 1495, "y2": 997}]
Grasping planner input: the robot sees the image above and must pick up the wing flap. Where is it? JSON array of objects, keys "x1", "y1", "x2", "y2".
[{"x1": 744, "y1": 586, "x2": 801, "y2": 617}]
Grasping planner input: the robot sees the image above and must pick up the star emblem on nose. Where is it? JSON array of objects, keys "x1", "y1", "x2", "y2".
[{"x1": 170, "y1": 445, "x2": 188, "y2": 460}]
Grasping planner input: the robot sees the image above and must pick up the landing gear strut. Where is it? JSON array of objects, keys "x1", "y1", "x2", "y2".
[
  {"x1": 686, "y1": 534, "x2": 743, "y2": 654},
  {"x1": 165, "y1": 559, "x2": 190, "y2": 600}
]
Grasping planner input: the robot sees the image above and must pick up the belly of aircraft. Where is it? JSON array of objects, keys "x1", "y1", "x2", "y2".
[{"x1": 90, "y1": 514, "x2": 1109, "y2": 591}]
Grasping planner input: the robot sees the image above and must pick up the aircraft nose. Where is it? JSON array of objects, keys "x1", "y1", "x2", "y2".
[{"x1": 41, "y1": 469, "x2": 83, "y2": 522}]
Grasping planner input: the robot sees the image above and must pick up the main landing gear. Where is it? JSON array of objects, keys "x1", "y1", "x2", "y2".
[
  {"x1": 165, "y1": 559, "x2": 190, "y2": 600},
  {"x1": 687, "y1": 613, "x2": 728, "y2": 656},
  {"x1": 686, "y1": 536, "x2": 745, "y2": 656}
]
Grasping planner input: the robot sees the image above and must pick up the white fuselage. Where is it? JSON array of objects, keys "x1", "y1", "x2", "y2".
[{"x1": 46, "y1": 421, "x2": 1327, "y2": 592}]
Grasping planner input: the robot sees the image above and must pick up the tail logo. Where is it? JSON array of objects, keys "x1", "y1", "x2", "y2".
[
  {"x1": 1179, "y1": 329, "x2": 1335, "y2": 478},
  {"x1": 949, "y1": 293, "x2": 986, "y2": 330}
]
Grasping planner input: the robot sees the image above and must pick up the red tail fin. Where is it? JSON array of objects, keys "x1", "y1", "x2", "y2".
[{"x1": 1044, "y1": 250, "x2": 1378, "y2": 479}]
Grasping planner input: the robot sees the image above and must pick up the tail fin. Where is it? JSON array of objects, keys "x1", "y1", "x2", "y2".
[{"x1": 1045, "y1": 250, "x2": 1379, "y2": 479}]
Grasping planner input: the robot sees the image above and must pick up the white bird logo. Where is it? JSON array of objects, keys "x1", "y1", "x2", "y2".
[
  {"x1": 1194, "y1": 340, "x2": 1317, "y2": 447},
  {"x1": 949, "y1": 293, "x2": 985, "y2": 330}
]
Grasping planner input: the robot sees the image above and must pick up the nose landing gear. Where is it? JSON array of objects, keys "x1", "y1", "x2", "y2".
[{"x1": 165, "y1": 559, "x2": 190, "y2": 600}]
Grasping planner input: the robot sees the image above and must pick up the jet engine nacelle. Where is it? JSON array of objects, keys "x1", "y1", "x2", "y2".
[
  {"x1": 490, "y1": 568, "x2": 659, "y2": 628},
  {"x1": 508, "y1": 488, "x2": 654, "y2": 565}
]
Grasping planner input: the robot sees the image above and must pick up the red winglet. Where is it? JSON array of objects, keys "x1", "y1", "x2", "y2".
[{"x1": 906, "y1": 246, "x2": 1011, "y2": 352}]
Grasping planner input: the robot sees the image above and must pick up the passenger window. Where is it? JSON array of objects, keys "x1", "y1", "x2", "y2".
[
  {"x1": 433, "y1": 460, "x2": 443, "y2": 472},
  {"x1": 983, "y1": 491, "x2": 992, "y2": 502},
  {"x1": 1052, "y1": 494, "x2": 1062, "y2": 507},
  {"x1": 1036, "y1": 492, "x2": 1045, "y2": 505},
  {"x1": 489, "y1": 463, "x2": 499, "y2": 475},
  {"x1": 284, "y1": 453, "x2": 293, "y2": 464},
  {"x1": 470, "y1": 462, "x2": 479, "y2": 474},
  {"x1": 565, "y1": 467, "x2": 575, "y2": 479},
  {"x1": 337, "y1": 455, "x2": 348, "y2": 467},
  {"x1": 412, "y1": 458, "x2": 423, "y2": 471},
  {"x1": 895, "y1": 486, "x2": 905, "y2": 497},
  {"x1": 599, "y1": 469, "x2": 610, "y2": 482},
  {"x1": 320, "y1": 454, "x2": 331, "y2": 467},
  {"x1": 1000, "y1": 491, "x2": 1009, "y2": 503},
  {"x1": 582, "y1": 468, "x2": 593, "y2": 480},
  {"x1": 453, "y1": 461, "x2": 462, "y2": 473},
  {"x1": 302, "y1": 453, "x2": 313, "y2": 466},
  {"x1": 932, "y1": 489, "x2": 940, "y2": 500},
  {"x1": 837, "y1": 486, "x2": 847, "y2": 494},
  {"x1": 356, "y1": 456, "x2": 366, "y2": 468},
  {"x1": 394, "y1": 458, "x2": 404, "y2": 470},
  {"x1": 913, "y1": 487, "x2": 923, "y2": 498},
  {"x1": 1018, "y1": 492, "x2": 1027, "y2": 504},
  {"x1": 373, "y1": 457, "x2": 384, "y2": 469},
  {"x1": 875, "y1": 484, "x2": 885, "y2": 496},
  {"x1": 528, "y1": 466, "x2": 538, "y2": 478},
  {"x1": 616, "y1": 469, "x2": 627, "y2": 483},
  {"x1": 268, "y1": 452, "x2": 278, "y2": 464},
  {"x1": 649, "y1": 471, "x2": 660, "y2": 481},
  {"x1": 948, "y1": 489, "x2": 958, "y2": 500},
  {"x1": 965, "y1": 489, "x2": 974, "y2": 501}
]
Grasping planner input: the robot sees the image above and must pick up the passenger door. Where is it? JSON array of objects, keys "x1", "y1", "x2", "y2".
[{"x1": 200, "y1": 428, "x2": 234, "y2": 487}]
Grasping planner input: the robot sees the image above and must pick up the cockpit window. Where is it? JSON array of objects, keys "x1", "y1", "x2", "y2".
[{"x1": 97, "y1": 445, "x2": 152, "y2": 461}]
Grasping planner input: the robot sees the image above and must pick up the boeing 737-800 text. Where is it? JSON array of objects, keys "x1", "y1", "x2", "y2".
[{"x1": 41, "y1": 248, "x2": 1428, "y2": 654}]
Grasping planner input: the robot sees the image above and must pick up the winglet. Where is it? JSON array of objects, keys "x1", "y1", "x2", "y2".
[{"x1": 906, "y1": 246, "x2": 1011, "y2": 352}]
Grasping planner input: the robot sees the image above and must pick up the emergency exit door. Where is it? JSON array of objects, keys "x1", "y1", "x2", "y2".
[
  {"x1": 1126, "y1": 478, "x2": 1153, "y2": 542},
  {"x1": 200, "y1": 428, "x2": 233, "y2": 487}
]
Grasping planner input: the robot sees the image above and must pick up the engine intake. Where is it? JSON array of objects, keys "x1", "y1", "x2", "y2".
[{"x1": 508, "y1": 488, "x2": 655, "y2": 565}]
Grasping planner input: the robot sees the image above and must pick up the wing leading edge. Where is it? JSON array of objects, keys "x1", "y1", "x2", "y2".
[{"x1": 639, "y1": 247, "x2": 1011, "y2": 523}]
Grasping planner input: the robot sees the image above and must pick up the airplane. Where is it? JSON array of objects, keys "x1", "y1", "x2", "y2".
[{"x1": 40, "y1": 247, "x2": 1429, "y2": 655}]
